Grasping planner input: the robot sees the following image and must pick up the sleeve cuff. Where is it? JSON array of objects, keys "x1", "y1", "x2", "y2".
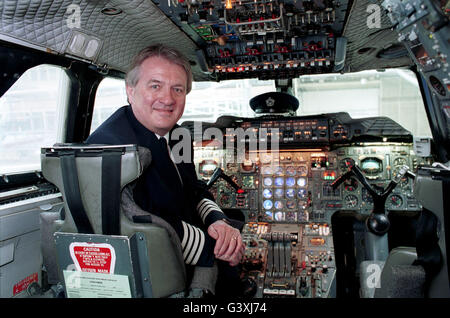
[{"x1": 197, "y1": 198, "x2": 227, "y2": 226}]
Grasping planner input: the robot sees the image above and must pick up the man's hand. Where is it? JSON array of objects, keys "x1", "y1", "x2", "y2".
[{"x1": 207, "y1": 220, "x2": 245, "y2": 266}]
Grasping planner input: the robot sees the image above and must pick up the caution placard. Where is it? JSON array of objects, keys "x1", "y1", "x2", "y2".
[{"x1": 69, "y1": 242, "x2": 116, "y2": 274}]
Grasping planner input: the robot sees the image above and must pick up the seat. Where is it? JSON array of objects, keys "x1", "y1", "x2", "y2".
[
  {"x1": 374, "y1": 247, "x2": 425, "y2": 298},
  {"x1": 360, "y1": 246, "x2": 425, "y2": 298},
  {"x1": 40, "y1": 143, "x2": 216, "y2": 298}
]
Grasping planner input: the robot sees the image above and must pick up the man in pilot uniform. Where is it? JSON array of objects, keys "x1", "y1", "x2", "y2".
[{"x1": 86, "y1": 44, "x2": 244, "y2": 295}]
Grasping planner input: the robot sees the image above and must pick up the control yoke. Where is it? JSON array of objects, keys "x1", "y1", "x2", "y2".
[{"x1": 331, "y1": 164, "x2": 415, "y2": 235}]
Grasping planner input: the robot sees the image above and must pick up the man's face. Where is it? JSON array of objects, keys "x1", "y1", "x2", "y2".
[{"x1": 126, "y1": 56, "x2": 187, "y2": 136}]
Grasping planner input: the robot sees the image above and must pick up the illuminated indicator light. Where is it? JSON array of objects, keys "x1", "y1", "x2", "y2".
[
  {"x1": 323, "y1": 170, "x2": 336, "y2": 180},
  {"x1": 237, "y1": 189, "x2": 245, "y2": 194},
  {"x1": 310, "y1": 238, "x2": 325, "y2": 246},
  {"x1": 225, "y1": 0, "x2": 233, "y2": 9}
]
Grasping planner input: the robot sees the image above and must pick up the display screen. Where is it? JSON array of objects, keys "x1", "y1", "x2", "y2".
[
  {"x1": 297, "y1": 177, "x2": 307, "y2": 187},
  {"x1": 263, "y1": 177, "x2": 273, "y2": 186},
  {"x1": 361, "y1": 158, "x2": 383, "y2": 174},
  {"x1": 199, "y1": 160, "x2": 218, "y2": 176},
  {"x1": 263, "y1": 189, "x2": 272, "y2": 198},
  {"x1": 286, "y1": 177, "x2": 296, "y2": 187},
  {"x1": 274, "y1": 177, "x2": 284, "y2": 186},
  {"x1": 263, "y1": 200, "x2": 273, "y2": 209},
  {"x1": 274, "y1": 188, "x2": 284, "y2": 198},
  {"x1": 286, "y1": 188, "x2": 295, "y2": 198}
]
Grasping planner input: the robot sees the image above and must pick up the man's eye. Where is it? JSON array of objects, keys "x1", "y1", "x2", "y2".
[{"x1": 174, "y1": 87, "x2": 185, "y2": 94}]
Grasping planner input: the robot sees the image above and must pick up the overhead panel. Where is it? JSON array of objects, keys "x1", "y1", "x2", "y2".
[{"x1": 154, "y1": 0, "x2": 350, "y2": 80}]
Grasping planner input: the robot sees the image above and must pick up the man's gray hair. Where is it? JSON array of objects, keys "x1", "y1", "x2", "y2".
[{"x1": 125, "y1": 44, "x2": 193, "y2": 94}]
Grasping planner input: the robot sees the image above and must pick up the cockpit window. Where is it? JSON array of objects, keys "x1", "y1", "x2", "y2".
[
  {"x1": 181, "y1": 68, "x2": 431, "y2": 138},
  {"x1": 92, "y1": 68, "x2": 431, "y2": 139},
  {"x1": 91, "y1": 77, "x2": 128, "y2": 133},
  {"x1": 292, "y1": 69, "x2": 431, "y2": 138},
  {"x1": 183, "y1": 79, "x2": 276, "y2": 122},
  {"x1": 0, "y1": 65, "x2": 69, "y2": 175}
]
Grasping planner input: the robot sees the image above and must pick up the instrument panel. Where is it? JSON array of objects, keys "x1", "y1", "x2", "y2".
[
  {"x1": 192, "y1": 114, "x2": 433, "y2": 298},
  {"x1": 195, "y1": 144, "x2": 428, "y2": 221}
]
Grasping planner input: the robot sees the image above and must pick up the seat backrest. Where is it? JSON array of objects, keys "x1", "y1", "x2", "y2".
[
  {"x1": 41, "y1": 143, "x2": 187, "y2": 297},
  {"x1": 41, "y1": 144, "x2": 141, "y2": 234},
  {"x1": 374, "y1": 246, "x2": 425, "y2": 298}
]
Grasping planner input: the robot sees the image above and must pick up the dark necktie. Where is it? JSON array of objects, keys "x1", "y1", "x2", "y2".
[{"x1": 158, "y1": 137, "x2": 183, "y2": 186}]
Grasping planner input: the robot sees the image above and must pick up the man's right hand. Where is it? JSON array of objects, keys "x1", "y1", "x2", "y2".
[{"x1": 207, "y1": 220, "x2": 245, "y2": 266}]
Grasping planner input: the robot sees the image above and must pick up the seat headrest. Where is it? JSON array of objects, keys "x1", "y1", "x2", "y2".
[{"x1": 41, "y1": 143, "x2": 151, "y2": 234}]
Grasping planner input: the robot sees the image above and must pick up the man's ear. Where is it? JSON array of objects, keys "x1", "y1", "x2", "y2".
[{"x1": 125, "y1": 85, "x2": 134, "y2": 105}]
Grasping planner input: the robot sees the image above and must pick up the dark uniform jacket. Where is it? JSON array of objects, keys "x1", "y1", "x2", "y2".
[{"x1": 86, "y1": 105, "x2": 228, "y2": 266}]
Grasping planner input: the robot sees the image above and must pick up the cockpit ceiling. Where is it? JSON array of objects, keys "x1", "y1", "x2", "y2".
[{"x1": 0, "y1": 0, "x2": 413, "y2": 81}]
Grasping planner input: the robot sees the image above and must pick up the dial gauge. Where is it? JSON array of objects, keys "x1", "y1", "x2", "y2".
[
  {"x1": 286, "y1": 166, "x2": 296, "y2": 176},
  {"x1": 274, "y1": 201, "x2": 283, "y2": 210},
  {"x1": 298, "y1": 165, "x2": 308, "y2": 176},
  {"x1": 274, "y1": 188, "x2": 284, "y2": 198},
  {"x1": 297, "y1": 177, "x2": 307, "y2": 187},
  {"x1": 274, "y1": 177, "x2": 284, "y2": 187},
  {"x1": 262, "y1": 166, "x2": 273, "y2": 175},
  {"x1": 263, "y1": 177, "x2": 273, "y2": 187},
  {"x1": 286, "y1": 188, "x2": 295, "y2": 198},
  {"x1": 286, "y1": 177, "x2": 296, "y2": 187},
  {"x1": 393, "y1": 157, "x2": 407, "y2": 166},
  {"x1": 263, "y1": 189, "x2": 272, "y2": 199},
  {"x1": 388, "y1": 194, "x2": 403, "y2": 209},
  {"x1": 344, "y1": 177, "x2": 358, "y2": 192},
  {"x1": 263, "y1": 200, "x2": 273, "y2": 210},
  {"x1": 297, "y1": 188, "x2": 307, "y2": 199},
  {"x1": 345, "y1": 194, "x2": 359, "y2": 208}
]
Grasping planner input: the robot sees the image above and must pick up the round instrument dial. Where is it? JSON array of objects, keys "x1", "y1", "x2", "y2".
[
  {"x1": 262, "y1": 166, "x2": 273, "y2": 175},
  {"x1": 274, "y1": 166, "x2": 284, "y2": 175},
  {"x1": 344, "y1": 177, "x2": 358, "y2": 192},
  {"x1": 345, "y1": 194, "x2": 359, "y2": 208},
  {"x1": 274, "y1": 177, "x2": 284, "y2": 187},
  {"x1": 286, "y1": 177, "x2": 296, "y2": 187},
  {"x1": 394, "y1": 157, "x2": 407, "y2": 166},
  {"x1": 274, "y1": 188, "x2": 284, "y2": 198},
  {"x1": 297, "y1": 188, "x2": 307, "y2": 199},
  {"x1": 286, "y1": 188, "x2": 295, "y2": 198},
  {"x1": 286, "y1": 166, "x2": 296, "y2": 176},
  {"x1": 297, "y1": 165, "x2": 308, "y2": 176},
  {"x1": 219, "y1": 194, "x2": 231, "y2": 207},
  {"x1": 263, "y1": 200, "x2": 273, "y2": 210},
  {"x1": 388, "y1": 194, "x2": 403, "y2": 209},
  {"x1": 286, "y1": 200, "x2": 296, "y2": 209},
  {"x1": 263, "y1": 177, "x2": 273, "y2": 187},
  {"x1": 297, "y1": 177, "x2": 307, "y2": 187},
  {"x1": 274, "y1": 201, "x2": 283, "y2": 210},
  {"x1": 263, "y1": 189, "x2": 272, "y2": 199}
]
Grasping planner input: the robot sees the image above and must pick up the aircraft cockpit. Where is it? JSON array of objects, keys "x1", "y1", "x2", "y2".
[
  {"x1": 0, "y1": 0, "x2": 449, "y2": 304},
  {"x1": 183, "y1": 86, "x2": 435, "y2": 298}
]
